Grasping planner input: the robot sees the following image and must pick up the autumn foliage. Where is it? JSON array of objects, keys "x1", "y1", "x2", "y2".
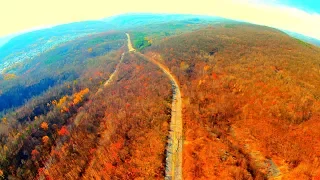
[
  {"x1": 148, "y1": 24, "x2": 320, "y2": 179},
  {"x1": 1, "y1": 23, "x2": 320, "y2": 179},
  {"x1": 57, "y1": 126, "x2": 69, "y2": 136},
  {"x1": 41, "y1": 122, "x2": 49, "y2": 130},
  {"x1": 44, "y1": 53, "x2": 171, "y2": 179},
  {"x1": 73, "y1": 88, "x2": 90, "y2": 105},
  {"x1": 42, "y1": 136, "x2": 50, "y2": 144},
  {"x1": 0, "y1": 32, "x2": 126, "y2": 179}
]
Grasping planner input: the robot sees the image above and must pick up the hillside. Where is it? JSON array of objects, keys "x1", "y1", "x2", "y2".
[
  {"x1": 0, "y1": 16, "x2": 320, "y2": 179},
  {"x1": 0, "y1": 14, "x2": 225, "y2": 114},
  {"x1": 146, "y1": 24, "x2": 320, "y2": 179},
  {"x1": 0, "y1": 32, "x2": 126, "y2": 114},
  {"x1": 0, "y1": 21, "x2": 115, "y2": 72}
]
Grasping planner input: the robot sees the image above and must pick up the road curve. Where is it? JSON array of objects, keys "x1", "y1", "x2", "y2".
[{"x1": 126, "y1": 33, "x2": 183, "y2": 180}]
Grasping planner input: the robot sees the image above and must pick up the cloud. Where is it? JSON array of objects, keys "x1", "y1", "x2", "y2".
[
  {"x1": 205, "y1": 0, "x2": 320, "y2": 39},
  {"x1": 1, "y1": 0, "x2": 320, "y2": 40}
]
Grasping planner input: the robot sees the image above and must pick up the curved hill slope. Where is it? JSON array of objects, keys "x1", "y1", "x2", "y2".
[{"x1": 146, "y1": 24, "x2": 320, "y2": 179}]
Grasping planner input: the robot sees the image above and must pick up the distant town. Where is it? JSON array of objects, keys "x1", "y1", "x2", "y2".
[{"x1": 0, "y1": 33, "x2": 92, "y2": 73}]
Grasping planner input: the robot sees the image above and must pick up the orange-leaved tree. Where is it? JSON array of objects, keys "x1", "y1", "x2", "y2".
[{"x1": 40, "y1": 122, "x2": 48, "y2": 131}]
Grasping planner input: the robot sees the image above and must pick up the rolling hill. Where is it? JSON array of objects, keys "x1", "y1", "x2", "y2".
[
  {"x1": 146, "y1": 23, "x2": 320, "y2": 179},
  {"x1": 0, "y1": 14, "x2": 320, "y2": 179},
  {"x1": 0, "y1": 14, "x2": 224, "y2": 114},
  {"x1": 0, "y1": 14, "x2": 227, "y2": 73}
]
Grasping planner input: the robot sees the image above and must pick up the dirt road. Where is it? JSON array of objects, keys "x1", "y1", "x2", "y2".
[
  {"x1": 126, "y1": 33, "x2": 183, "y2": 180},
  {"x1": 126, "y1": 33, "x2": 136, "y2": 52}
]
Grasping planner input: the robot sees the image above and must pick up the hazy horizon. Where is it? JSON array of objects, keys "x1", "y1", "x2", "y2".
[
  {"x1": 1, "y1": 0, "x2": 320, "y2": 40},
  {"x1": 1, "y1": 1, "x2": 320, "y2": 179}
]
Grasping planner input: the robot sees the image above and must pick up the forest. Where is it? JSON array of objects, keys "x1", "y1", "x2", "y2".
[
  {"x1": 46, "y1": 53, "x2": 172, "y2": 179},
  {"x1": 146, "y1": 24, "x2": 320, "y2": 179},
  {"x1": 0, "y1": 32, "x2": 125, "y2": 114},
  {"x1": 1, "y1": 18, "x2": 320, "y2": 180},
  {"x1": 0, "y1": 31, "x2": 127, "y2": 178}
]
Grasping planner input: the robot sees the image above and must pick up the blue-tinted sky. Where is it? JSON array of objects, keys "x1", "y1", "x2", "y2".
[
  {"x1": 278, "y1": 0, "x2": 320, "y2": 13},
  {"x1": 0, "y1": 0, "x2": 319, "y2": 39}
]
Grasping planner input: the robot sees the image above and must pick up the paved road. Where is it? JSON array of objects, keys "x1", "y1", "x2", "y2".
[{"x1": 126, "y1": 33, "x2": 183, "y2": 180}]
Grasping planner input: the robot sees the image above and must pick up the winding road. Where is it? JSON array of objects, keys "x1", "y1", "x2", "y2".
[{"x1": 126, "y1": 33, "x2": 183, "y2": 180}]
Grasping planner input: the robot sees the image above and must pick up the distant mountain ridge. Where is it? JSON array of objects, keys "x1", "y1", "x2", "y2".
[
  {"x1": 0, "y1": 34, "x2": 17, "y2": 48},
  {"x1": 0, "y1": 13, "x2": 220, "y2": 49},
  {"x1": 102, "y1": 13, "x2": 220, "y2": 27},
  {"x1": 0, "y1": 21, "x2": 114, "y2": 62},
  {"x1": 0, "y1": 13, "x2": 319, "y2": 71},
  {"x1": 0, "y1": 14, "x2": 224, "y2": 72},
  {"x1": 284, "y1": 30, "x2": 320, "y2": 47}
]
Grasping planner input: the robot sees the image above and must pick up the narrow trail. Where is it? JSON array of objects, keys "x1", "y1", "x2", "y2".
[
  {"x1": 126, "y1": 33, "x2": 183, "y2": 180},
  {"x1": 104, "y1": 53, "x2": 125, "y2": 86},
  {"x1": 42, "y1": 50, "x2": 125, "y2": 178},
  {"x1": 95, "y1": 52, "x2": 125, "y2": 95}
]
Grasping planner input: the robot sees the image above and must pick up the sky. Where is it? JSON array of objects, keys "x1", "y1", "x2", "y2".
[{"x1": 0, "y1": 0, "x2": 320, "y2": 39}]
